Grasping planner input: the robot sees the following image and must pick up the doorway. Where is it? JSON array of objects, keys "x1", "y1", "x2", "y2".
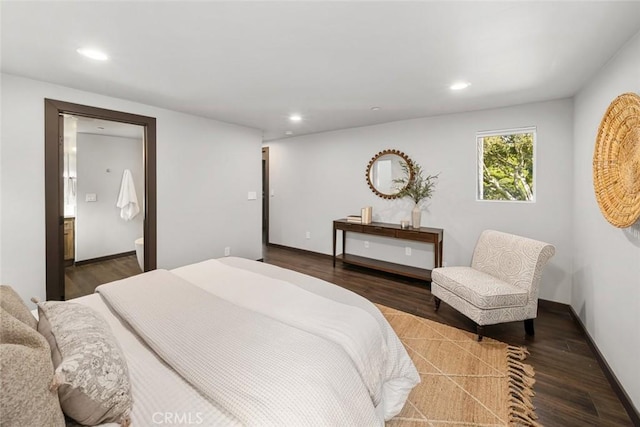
[
  {"x1": 62, "y1": 115, "x2": 145, "y2": 299},
  {"x1": 44, "y1": 99, "x2": 157, "y2": 301}
]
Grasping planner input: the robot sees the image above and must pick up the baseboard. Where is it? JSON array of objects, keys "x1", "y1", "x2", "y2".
[
  {"x1": 266, "y1": 243, "x2": 333, "y2": 259},
  {"x1": 569, "y1": 307, "x2": 640, "y2": 425},
  {"x1": 74, "y1": 250, "x2": 136, "y2": 266},
  {"x1": 537, "y1": 298, "x2": 570, "y2": 312}
]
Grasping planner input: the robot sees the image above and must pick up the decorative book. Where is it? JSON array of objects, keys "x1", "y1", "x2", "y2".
[{"x1": 346, "y1": 215, "x2": 362, "y2": 223}]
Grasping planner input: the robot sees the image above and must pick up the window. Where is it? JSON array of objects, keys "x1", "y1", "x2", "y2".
[{"x1": 477, "y1": 127, "x2": 536, "y2": 202}]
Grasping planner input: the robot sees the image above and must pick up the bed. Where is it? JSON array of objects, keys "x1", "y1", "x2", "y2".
[{"x1": 3, "y1": 257, "x2": 419, "y2": 426}]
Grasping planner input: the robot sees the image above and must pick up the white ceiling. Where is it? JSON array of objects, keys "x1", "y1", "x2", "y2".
[{"x1": 2, "y1": 1, "x2": 640, "y2": 141}]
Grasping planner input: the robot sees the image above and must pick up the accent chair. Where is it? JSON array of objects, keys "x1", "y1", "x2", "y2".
[{"x1": 431, "y1": 230, "x2": 555, "y2": 341}]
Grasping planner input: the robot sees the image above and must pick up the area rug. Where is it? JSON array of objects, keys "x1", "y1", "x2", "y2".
[{"x1": 378, "y1": 304, "x2": 539, "y2": 427}]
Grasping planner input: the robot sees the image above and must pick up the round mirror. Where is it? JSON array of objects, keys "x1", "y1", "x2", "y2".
[{"x1": 366, "y1": 149, "x2": 414, "y2": 199}]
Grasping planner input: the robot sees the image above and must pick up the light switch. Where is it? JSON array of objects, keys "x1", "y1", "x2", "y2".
[
  {"x1": 85, "y1": 193, "x2": 97, "y2": 202},
  {"x1": 270, "y1": 189, "x2": 275, "y2": 197},
  {"x1": 248, "y1": 191, "x2": 257, "y2": 200}
]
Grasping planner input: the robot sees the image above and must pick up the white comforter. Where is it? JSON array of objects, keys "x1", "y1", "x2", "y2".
[
  {"x1": 95, "y1": 257, "x2": 419, "y2": 426},
  {"x1": 174, "y1": 258, "x2": 420, "y2": 419}
]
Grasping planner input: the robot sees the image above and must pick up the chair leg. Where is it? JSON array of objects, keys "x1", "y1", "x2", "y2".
[
  {"x1": 476, "y1": 325, "x2": 484, "y2": 342},
  {"x1": 434, "y1": 297, "x2": 441, "y2": 311},
  {"x1": 524, "y1": 319, "x2": 535, "y2": 336}
]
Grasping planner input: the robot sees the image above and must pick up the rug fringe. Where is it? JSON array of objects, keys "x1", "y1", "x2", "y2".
[
  {"x1": 506, "y1": 345, "x2": 530, "y2": 361},
  {"x1": 507, "y1": 346, "x2": 539, "y2": 426}
]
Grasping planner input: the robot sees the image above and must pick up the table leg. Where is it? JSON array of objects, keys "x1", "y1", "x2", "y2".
[{"x1": 342, "y1": 230, "x2": 346, "y2": 262}]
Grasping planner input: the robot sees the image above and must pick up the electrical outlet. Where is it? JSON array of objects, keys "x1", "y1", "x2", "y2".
[
  {"x1": 405, "y1": 247, "x2": 412, "y2": 256},
  {"x1": 224, "y1": 247, "x2": 231, "y2": 256},
  {"x1": 364, "y1": 241, "x2": 370, "y2": 248},
  {"x1": 442, "y1": 261, "x2": 448, "y2": 267},
  {"x1": 305, "y1": 231, "x2": 311, "y2": 239}
]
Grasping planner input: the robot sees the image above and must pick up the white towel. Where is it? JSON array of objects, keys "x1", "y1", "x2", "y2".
[{"x1": 116, "y1": 169, "x2": 140, "y2": 221}]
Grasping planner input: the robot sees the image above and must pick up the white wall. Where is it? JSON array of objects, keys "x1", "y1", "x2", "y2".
[
  {"x1": 0, "y1": 80, "x2": 3, "y2": 281},
  {"x1": 0, "y1": 73, "x2": 263, "y2": 305},
  {"x1": 572, "y1": 31, "x2": 640, "y2": 410},
  {"x1": 75, "y1": 134, "x2": 144, "y2": 261},
  {"x1": 267, "y1": 98, "x2": 574, "y2": 303}
]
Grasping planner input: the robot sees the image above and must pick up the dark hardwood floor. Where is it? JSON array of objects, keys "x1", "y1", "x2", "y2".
[
  {"x1": 65, "y1": 254, "x2": 142, "y2": 300},
  {"x1": 62, "y1": 245, "x2": 635, "y2": 425},
  {"x1": 263, "y1": 244, "x2": 635, "y2": 427}
]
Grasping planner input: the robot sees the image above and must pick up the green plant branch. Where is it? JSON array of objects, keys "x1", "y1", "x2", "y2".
[{"x1": 393, "y1": 161, "x2": 439, "y2": 206}]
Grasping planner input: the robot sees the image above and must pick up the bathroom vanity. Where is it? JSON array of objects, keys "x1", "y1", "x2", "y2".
[{"x1": 63, "y1": 217, "x2": 75, "y2": 264}]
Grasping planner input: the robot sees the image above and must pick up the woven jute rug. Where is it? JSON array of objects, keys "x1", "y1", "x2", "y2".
[{"x1": 378, "y1": 304, "x2": 539, "y2": 427}]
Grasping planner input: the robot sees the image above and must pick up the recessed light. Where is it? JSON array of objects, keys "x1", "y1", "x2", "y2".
[
  {"x1": 289, "y1": 114, "x2": 302, "y2": 122},
  {"x1": 450, "y1": 81, "x2": 470, "y2": 91},
  {"x1": 285, "y1": 131, "x2": 293, "y2": 135},
  {"x1": 77, "y1": 48, "x2": 109, "y2": 61},
  {"x1": 371, "y1": 107, "x2": 381, "y2": 111}
]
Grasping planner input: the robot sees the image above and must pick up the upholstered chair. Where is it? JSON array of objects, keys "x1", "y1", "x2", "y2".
[{"x1": 431, "y1": 230, "x2": 555, "y2": 341}]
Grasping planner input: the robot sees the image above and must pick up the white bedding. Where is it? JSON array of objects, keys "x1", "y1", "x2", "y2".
[
  {"x1": 174, "y1": 258, "x2": 420, "y2": 419},
  {"x1": 71, "y1": 257, "x2": 419, "y2": 426},
  {"x1": 171, "y1": 260, "x2": 388, "y2": 407},
  {"x1": 70, "y1": 293, "x2": 238, "y2": 427},
  {"x1": 98, "y1": 270, "x2": 383, "y2": 426}
]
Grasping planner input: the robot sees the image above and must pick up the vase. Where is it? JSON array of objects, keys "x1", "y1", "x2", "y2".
[{"x1": 411, "y1": 205, "x2": 422, "y2": 229}]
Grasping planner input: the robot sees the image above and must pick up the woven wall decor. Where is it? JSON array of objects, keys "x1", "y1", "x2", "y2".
[{"x1": 593, "y1": 92, "x2": 640, "y2": 228}]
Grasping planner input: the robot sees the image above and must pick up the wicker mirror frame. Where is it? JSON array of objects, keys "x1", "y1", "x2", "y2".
[{"x1": 366, "y1": 149, "x2": 414, "y2": 199}]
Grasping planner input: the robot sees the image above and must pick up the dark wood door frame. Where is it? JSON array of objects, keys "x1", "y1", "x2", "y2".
[
  {"x1": 44, "y1": 99, "x2": 157, "y2": 300},
  {"x1": 262, "y1": 146, "x2": 269, "y2": 245}
]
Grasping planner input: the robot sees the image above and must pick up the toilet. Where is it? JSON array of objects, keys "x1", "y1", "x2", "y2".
[{"x1": 135, "y1": 237, "x2": 144, "y2": 271}]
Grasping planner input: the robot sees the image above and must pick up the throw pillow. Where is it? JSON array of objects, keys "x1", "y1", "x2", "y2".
[
  {"x1": 0, "y1": 285, "x2": 37, "y2": 329},
  {"x1": 0, "y1": 306, "x2": 65, "y2": 426},
  {"x1": 36, "y1": 300, "x2": 132, "y2": 426}
]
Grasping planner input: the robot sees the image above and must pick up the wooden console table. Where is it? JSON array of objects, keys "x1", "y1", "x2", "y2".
[{"x1": 333, "y1": 219, "x2": 443, "y2": 281}]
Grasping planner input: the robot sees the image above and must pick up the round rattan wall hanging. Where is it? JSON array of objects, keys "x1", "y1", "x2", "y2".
[{"x1": 593, "y1": 92, "x2": 640, "y2": 228}]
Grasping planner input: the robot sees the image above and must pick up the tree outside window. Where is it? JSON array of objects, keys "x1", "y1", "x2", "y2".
[{"x1": 477, "y1": 128, "x2": 535, "y2": 202}]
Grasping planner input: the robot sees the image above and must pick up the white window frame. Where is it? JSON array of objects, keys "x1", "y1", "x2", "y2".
[{"x1": 476, "y1": 126, "x2": 537, "y2": 203}]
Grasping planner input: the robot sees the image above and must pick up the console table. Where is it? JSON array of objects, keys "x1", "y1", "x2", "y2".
[{"x1": 333, "y1": 219, "x2": 443, "y2": 281}]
